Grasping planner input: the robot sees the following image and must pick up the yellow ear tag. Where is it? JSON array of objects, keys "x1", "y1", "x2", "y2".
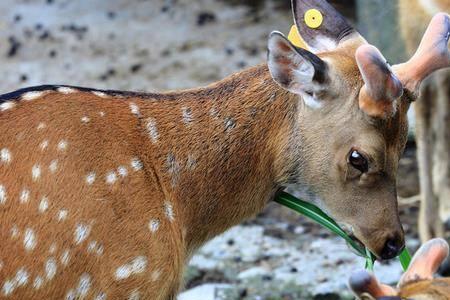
[
  {"x1": 288, "y1": 25, "x2": 307, "y2": 49},
  {"x1": 304, "y1": 9, "x2": 323, "y2": 29}
]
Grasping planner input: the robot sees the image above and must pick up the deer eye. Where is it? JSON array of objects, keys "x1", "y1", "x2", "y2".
[{"x1": 348, "y1": 150, "x2": 369, "y2": 173}]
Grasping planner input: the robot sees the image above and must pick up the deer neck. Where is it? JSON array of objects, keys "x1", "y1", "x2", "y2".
[{"x1": 136, "y1": 64, "x2": 300, "y2": 253}]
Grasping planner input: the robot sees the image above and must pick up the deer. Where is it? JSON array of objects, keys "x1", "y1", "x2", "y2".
[
  {"x1": 349, "y1": 238, "x2": 450, "y2": 300},
  {"x1": 398, "y1": 0, "x2": 450, "y2": 241},
  {"x1": 0, "y1": 0, "x2": 448, "y2": 298}
]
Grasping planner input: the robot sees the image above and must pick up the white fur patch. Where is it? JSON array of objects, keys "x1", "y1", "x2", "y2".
[
  {"x1": 301, "y1": 92, "x2": 323, "y2": 109},
  {"x1": 149, "y1": 219, "x2": 160, "y2": 233},
  {"x1": 49, "y1": 159, "x2": 58, "y2": 173},
  {"x1": 60, "y1": 249, "x2": 70, "y2": 266},
  {"x1": 74, "y1": 223, "x2": 91, "y2": 245},
  {"x1": 2, "y1": 280, "x2": 15, "y2": 296},
  {"x1": 99, "y1": 111, "x2": 106, "y2": 117},
  {"x1": 94, "y1": 292, "x2": 107, "y2": 300},
  {"x1": 11, "y1": 225, "x2": 19, "y2": 239},
  {"x1": 164, "y1": 202, "x2": 175, "y2": 222},
  {"x1": 76, "y1": 273, "x2": 91, "y2": 297},
  {"x1": 182, "y1": 106, "x2": 194, "y2": 124},
  {"x1": 93, "y1": 91, "x2": 108, "y2": 98},
  {"x1": 33, "y1": 276, "x2": 44, "y2": 289},
  {"x1": 24, "y1": 228, "x2": 37, "y2": 251},
  {"x1": 114, "y1": 256, "x2": 148, "y2": 280},
  {"x1": 57, "y1": 140, "x2": 68, "y2": 151},
  {"x1": 105, "y1": 171, "x2": 117, "y2": 184},
  {"x1": 38, "y1": 196, "x2": 49, "y2": 213},
  {"x1": 81, "y1": 116, "x2": 90, "y2": 123},
  {"x1": 37, "y1": 122, "x2": 46, "y2": 130},
  {"x1": 131, "y1": 158, "x2": 143, "y2": 171},
  {"x1": 15, "y1": 268, "x2": 29, "y2": 286},
  {"x1": 45, "y1": 258, "x2": 57, "y2": 280},
  {"x1": 57, "y1": 209, "x2": 68, "y2": 221},
  {"x1": 117, "y1": 166, "x2": 128, "y2": 177},
  {"x1": 0, "y1": 185, "x2": 6, "y2": 204},
  {"x1": 22, "y1": 91, "x2": 46, "y2": 101},
  {"x1": 40, "y1": 140, "x2": 49, "y2": 150},
  {"x1": 32, "y1": 164, "x2": 41, "y2": 181},
  {"x1": 146, "y1": 118, "x2": 159, "y2": 143},
  {"x1": 0, "y1": 101, "x2": 16, "y2": 111},
  {"x1": 20, "y1": 189, "x2": 30, "y2": 204},
  {"x1": 0, "y1": 148, "x2": 11, "y2": 164},
  {"x1": 57, "y1": 87, "x2": 77, "y2": 94},
  {"x1": 128, "y1": 290, "x2": 140, "y2": 300},
  {"x1": 130, "y1": 103, "x2": 140, "y2": 116},
  {"x1": 86, "y1": 172, "x2": 96, "y2": 185}
]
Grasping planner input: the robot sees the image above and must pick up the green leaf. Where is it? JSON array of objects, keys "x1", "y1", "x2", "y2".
[{"x1": 399, "y1": 248, "x2": 412, "y2": 271}]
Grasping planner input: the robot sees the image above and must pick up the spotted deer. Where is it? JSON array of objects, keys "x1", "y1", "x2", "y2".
[
  {"x1": 0, "y1": 0, "x2": 448, "y2": 299},
  {"x1": 398, "y1": 0, "x2": 450, "y2": 241},
  {"x1": 350, "y1": 238, "x2": 450, "y2": 300}
]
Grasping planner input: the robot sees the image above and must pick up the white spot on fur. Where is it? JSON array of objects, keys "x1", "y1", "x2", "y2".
[
  {"x1": 146, "y1": 118, "x2": 159, "y2": 143},
  {"x1": 49, "y1": 159, "x2": 58, "y2": 173},
  {"x1": 164, "y1": 202, "x2": 175, "y2": 222},
  {"x1": 22, "y1": 91, "x2": 45, "y2": 101},
  {"x1": 99, "y1": 111, "x2": 106, "y2": 117},
  {"x1": 32, "y1": 164, "x2": 41, "y2": 181},
  {"x1": 86, "y1": 172, "x2": 96, "y2": 185},
  {"x1": 49, "y1": 243, "x2": 57, "y2": 254},
  {"x1": 131, "y1": 158, "x2": 143, "y2": 171},
  {"x1": 81, "y1": 116, "x2": 90, "y2": 123},
  {"x1": 2, "y1": 280, "x2": 15, "y2": 296},
  {"x1": 117, "y1": 166, "x2": 128, "y2": 177},
  {"x1": 11, "y1": 225, "x2": 19, "y2": 239},
  {"x1": 182, "y1": 106, "x2": 193, "y2": 124},
  {"x1": 105, "y1": 171, "x2": 117, "y2": 184},
  {"x1": 39, "y1": 140, "x2": 49, "y2": 150},
  {"x1": 66, "y1": 289, "x2": 76, "y2": 300},
  {"x1": 210, "y1": 106, "x2": 219, "y2": 119},
  {"x1": 33, "y1": 276, "x2": 43, "y2": 289},
  {"x1": 19, "y1": 189, "x2": 30, "y2": 203},
  {"x1": 0, "y1": 185, "x2": 6, "y2": 204},
  {"x1": 57, "y1": 140, "x2": 68, "y2": 151},
  {"x1": 45, "y1": 258, "x2": 57, "y2": 280},
  {"x1": 0, "y1": 148, "x2": 11, "y2": 164},
  {"x1": 74, "y1": 223, "x2": 91, "y2": 245},
  {"x1": 0, "y1": 101, "x2": 15, "y2": 111},
  {"x1": 57, "y1": 87, "x2": 77, "y2": 94},
  {"x1": 128, "y1": 290, "x2": 140, "y2": 300},
  {"x1": 130, "y1": 103, "x2": 140, "y2": 116},
  {"x1": 94, "y1": 292, "x2": 107, "y2": 300},
  {"x1": 24, "y1": 228, "x2": 37, "y2": 251},
  {"x1": 15, "y1": 268, "x2": 29, "y2": 286},
  {"x1": 39, "y1": 196, "x2": 49, "y2": 213},
  {"x1": 60, "y1": 249, "x2": 70, "y2": 266},
  {"x1": 77, "y1": 273, "x2": 91, "y2": 297},
  {"x1": 37, "y1": 122, "x2": 46, "y2": 130},
  {"x1": 20, "y1": 189, "x2": 30, "y2": 204},
  {"x1": 93, "y1": 91, "x2": 108, "y2": 98},
  {"x1": 186, "y1": 154, "x2": 197, "y2": 170},
  {"x1": 114, "y1": 256, "x2": 148, "y2": 280},
  {"x1": 149, "y1": 219, "x2": 160, "y2": 233},
  {"x1": 57, "y1": 209, "x2": 68, "y2": 221},
  {"x1": 302, "y1": 92, "x2": 323, "y2": 109}
]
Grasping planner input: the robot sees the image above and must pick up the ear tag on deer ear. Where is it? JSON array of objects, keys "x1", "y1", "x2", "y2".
[
  {"x1": 304, "y1": 9, "x2": 323, "y2": 29},
  {"x1": 288, "y1": 25, "x2": 307, "y2": 48}
]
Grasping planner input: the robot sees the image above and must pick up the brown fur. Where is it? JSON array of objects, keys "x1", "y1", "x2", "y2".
[{"x1": 398, "y1": 0, "x2": 450, "y2": 241}]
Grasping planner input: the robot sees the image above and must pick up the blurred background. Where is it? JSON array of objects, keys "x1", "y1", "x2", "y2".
[{"x1": 0, "y1": 0, "x2": 431, "y2": 299}]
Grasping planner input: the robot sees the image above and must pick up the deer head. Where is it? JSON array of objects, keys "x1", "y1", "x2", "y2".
[
  {"x1": 267, "y1": 0, "x2": 449, "y2": 259},
  {"x1": 349, "y1": 238, "x2": 450, "y2": 300}
]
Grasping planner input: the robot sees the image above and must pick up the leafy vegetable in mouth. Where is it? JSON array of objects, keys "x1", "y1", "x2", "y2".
[{"x1": 275, "y1": 191, "x2": 411, "y2": 271}]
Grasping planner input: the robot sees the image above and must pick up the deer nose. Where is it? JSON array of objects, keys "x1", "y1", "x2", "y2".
[{"x1": 380, "y1": 236, "x2": 405, "y2": 260}]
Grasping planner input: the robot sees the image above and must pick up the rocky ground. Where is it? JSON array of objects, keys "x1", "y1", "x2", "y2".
[{"x1": 0, "y1": 0, "x2": 425, "y2": 299}]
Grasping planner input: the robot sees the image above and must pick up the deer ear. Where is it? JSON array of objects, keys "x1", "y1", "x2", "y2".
[
  {"x1": 399, "y1": 238, "x2": 449, "y2": 287},
  {"x1": 292, "y1": 0, "x2": 359, "y2": 52},
  {"x1": 268, "y1": 31, "x2": 328, "y2": 108},
  {"x1": 348, "y1": 270, "x2": 398, "y2": 299}
]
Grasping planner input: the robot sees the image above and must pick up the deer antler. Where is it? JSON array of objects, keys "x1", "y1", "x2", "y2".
[{"x1": 393, "y1": 13, "x2": 450, "y2": 93}]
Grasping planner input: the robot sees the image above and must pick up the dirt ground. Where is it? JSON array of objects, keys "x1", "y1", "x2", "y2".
[{"x1": 0, "y1": 0, "x2": 429, "y2": 299}]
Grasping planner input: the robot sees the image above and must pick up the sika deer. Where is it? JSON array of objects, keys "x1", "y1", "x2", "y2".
[
  {"x1": 398, "y1": 0, "x2": 450, "y2": 242},
  {"x1": 350, "y1": 238, "x2": 450, "y2": 300},
  {"x1": 0, "y1": 1, "x2": 448, "y2": 299}
]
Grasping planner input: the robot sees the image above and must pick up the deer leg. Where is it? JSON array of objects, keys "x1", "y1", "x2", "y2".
[
  {"x1": 416, "y1": 80, "x2": 443, "y2": 241},
  {"x1": 434, "y1": 70, "x2": 450, "y2": 226}
]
